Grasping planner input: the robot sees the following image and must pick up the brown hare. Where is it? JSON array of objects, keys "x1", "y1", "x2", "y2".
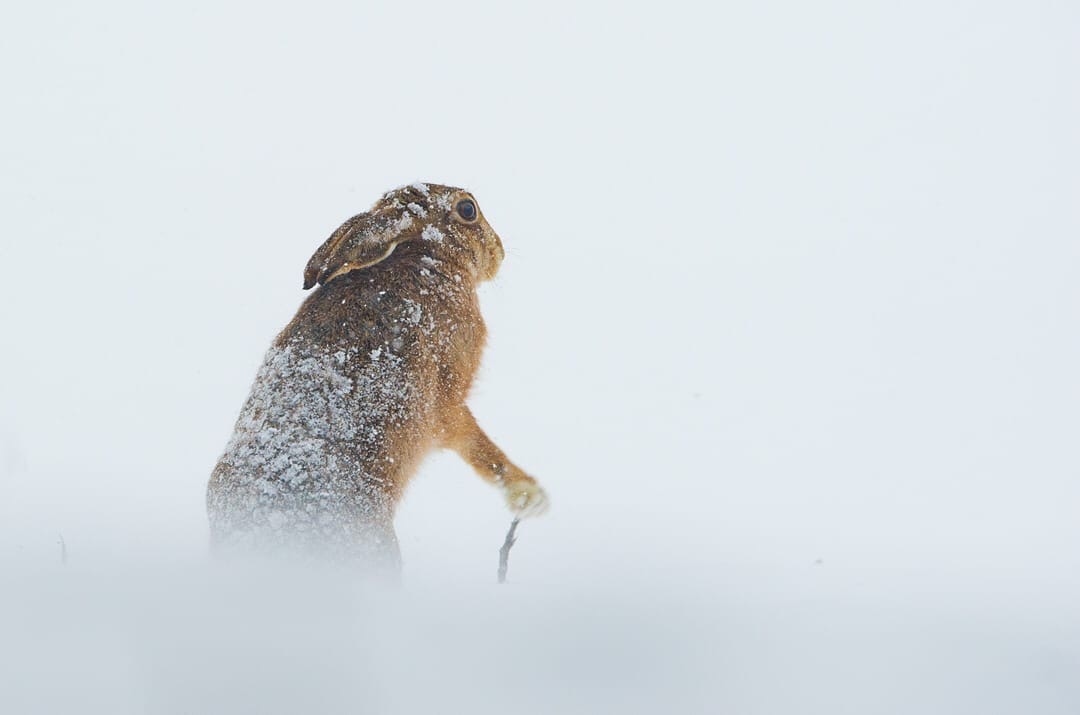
[{"x1": 207, "y1": 183, "x2": 548, "y2": 570}]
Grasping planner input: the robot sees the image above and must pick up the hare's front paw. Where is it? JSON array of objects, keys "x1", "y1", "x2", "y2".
[{"x1": 505, "y1": 479, "x2": 549, "y2": 518}]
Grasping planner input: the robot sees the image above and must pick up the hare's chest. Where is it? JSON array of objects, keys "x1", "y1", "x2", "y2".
[{"x1": 421, "y1": 313, "x2": 485, "y2": 400}]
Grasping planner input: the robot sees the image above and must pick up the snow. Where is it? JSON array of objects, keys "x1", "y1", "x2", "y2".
[
  {"x1": 1, "y1": 1, "x2": 1079, "y2": 713},
  {"x1": 209, "y1": 333, "x2": 422, "y2": 560},
  {"x1": 0, "y1": 560, "x2": 1072, "y2": 715},
  {"x1": 421, "y1": 224, "x2": 444, "y2": 243},
  {"x1": 391, "y1": 211, "x2": 414, "y2": 235},
  {"x1": 433, "y1": 192, "x2": 453, "y2": 211}
]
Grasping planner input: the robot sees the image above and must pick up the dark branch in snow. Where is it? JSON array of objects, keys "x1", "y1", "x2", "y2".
[{"x1": 497, "y1": 518, "x2": 520, "y2": 584}]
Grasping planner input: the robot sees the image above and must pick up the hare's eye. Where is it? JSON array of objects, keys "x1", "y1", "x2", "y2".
[{"x1": 456, "y1": 199, "x2": 478, "y2": 222}]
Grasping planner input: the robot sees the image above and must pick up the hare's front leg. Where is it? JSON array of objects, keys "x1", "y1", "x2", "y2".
[{"x1": 444, "y1": 406, "x2": 549, "y2": 518}]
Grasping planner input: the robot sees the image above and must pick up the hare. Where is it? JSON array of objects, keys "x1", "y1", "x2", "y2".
[{"x1": 207, "y1": 182, "x2": 548, "y2": 570}]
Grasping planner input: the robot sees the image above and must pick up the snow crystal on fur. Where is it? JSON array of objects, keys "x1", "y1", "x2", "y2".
[{"x1": 208, "y1": 341, "x2": 417, "y2": 565}]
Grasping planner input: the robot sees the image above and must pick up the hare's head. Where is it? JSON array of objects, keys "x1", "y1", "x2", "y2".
[{"x1": 303, "y1": 183, "x2": 505, "y2": 290}]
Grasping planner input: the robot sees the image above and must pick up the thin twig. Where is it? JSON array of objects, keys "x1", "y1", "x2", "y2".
[
  {"x1": 58, "y1": 533, "x2": 67, "y2": 566},
  {"x1": 497, "y1": 518, "x2": 520, "y2": 584}
]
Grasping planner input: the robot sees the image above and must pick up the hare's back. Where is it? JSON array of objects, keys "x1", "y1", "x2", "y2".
[{"x1": 208, "y1": 338, "x2": 426, "y2": 531}]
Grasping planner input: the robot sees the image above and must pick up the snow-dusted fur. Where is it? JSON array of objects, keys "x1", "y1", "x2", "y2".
[{"x1": 207, "y1": 183, "x2": 547, "y2": 570}]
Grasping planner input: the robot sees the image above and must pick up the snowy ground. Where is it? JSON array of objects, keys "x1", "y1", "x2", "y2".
[
  {"x1": 1, "y1": 557, "x2": 1077, "y2": 714},
  {"x1": 1, "y1": 1, "x2": 1078, "y2": 713}
]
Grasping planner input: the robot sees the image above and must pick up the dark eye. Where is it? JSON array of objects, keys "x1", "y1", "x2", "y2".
[{"x1": 456, "y1": 199, "x2": 477, "y2": 222}]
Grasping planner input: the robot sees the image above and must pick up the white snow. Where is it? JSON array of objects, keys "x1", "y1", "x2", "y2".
[
  {"x1": 433, "y1": 192, "x2": 453, "y2": 211},
  {"x1": 421, "y1": 224, "x2": 444, "y2": 243},
  {"x1": 1, "y1": 1, "x2": 1078, "y2": 714},
  {"x1": 208, "y1": 339, "x2": 418, "y2": 556},
  {"x1": 391, "y1": 211, "x2": 414, "y2": 235}
]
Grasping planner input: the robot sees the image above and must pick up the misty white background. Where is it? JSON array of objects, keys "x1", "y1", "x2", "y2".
[{"x1": 1, "y1": 1, "x2": 1077, "y2": 713}]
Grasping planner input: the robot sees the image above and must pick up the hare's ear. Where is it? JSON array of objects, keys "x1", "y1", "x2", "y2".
[
  {"x1": 303, "y1": 214, "x2": 362, "y2": 289},
  {"x1": 302, "y1": 213, "x2": 410, "y2": 290}
]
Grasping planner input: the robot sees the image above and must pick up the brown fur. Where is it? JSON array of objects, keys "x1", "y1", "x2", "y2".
[{"x1": 207, "y1": 183, "x2": 547, "y2": 567}]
